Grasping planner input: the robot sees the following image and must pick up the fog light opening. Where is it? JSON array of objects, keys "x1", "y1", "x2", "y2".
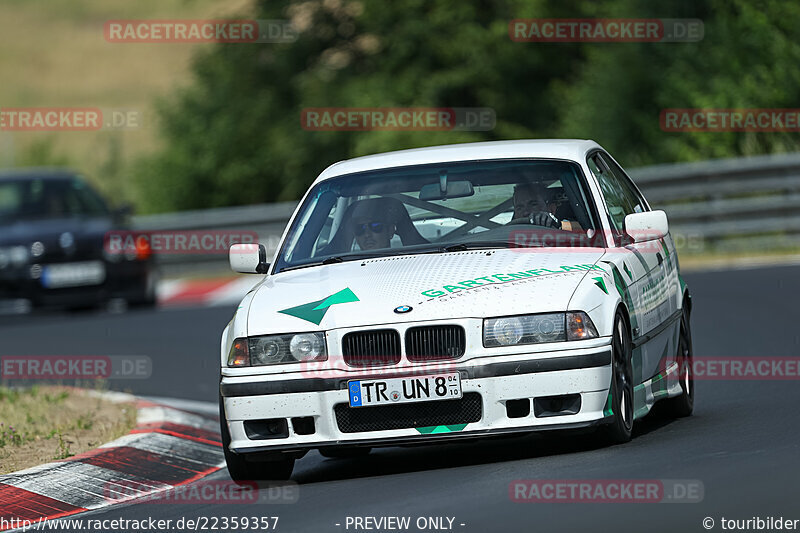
[
  {"x1": 505, "y1": 398, "x2": 531, "y2": 418},
  {"x1": 533, "y1": 394, "x2": 582, "y2": 418},
  {"x1": 244, "y1": 418, "x2": 289, "y2": 440},
  {"x1": 291, "y1": 416, "x2": 316, "y2": 435}
]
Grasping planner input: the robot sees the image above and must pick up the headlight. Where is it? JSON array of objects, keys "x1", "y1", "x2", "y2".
[
  {"x1": 289, "y1": 333, "x2": 325, "y2": 361},
  {"x1": 227, "y1": 332, "x2": 327, "y2": 367},
  {"x1": 9, "y1": 246, "x2": 29, "y2": 267},
  {"x1": 483, "y1": 312, "x2": 597, "y2": 347},
  {"x1": 0, "y1": 246, "x2": 29, "y2": 268},
  {"x1": 490, "y1": 317, "x2": 524, "y2": 345}
]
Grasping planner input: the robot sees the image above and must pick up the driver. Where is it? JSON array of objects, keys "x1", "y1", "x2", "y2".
[{"x1": 511, "y1": 183, "x2": 581, "y2": 231}]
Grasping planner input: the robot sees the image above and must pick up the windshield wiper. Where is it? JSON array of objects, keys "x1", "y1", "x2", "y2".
[
  {"x1": 436, "y1": 241, "x2": 521, "y2": 253},
  {"x1": 279, "y1": 251, "x2": 406, "y2": 272}
]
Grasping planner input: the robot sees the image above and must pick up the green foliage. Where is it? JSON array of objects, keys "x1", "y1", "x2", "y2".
[
  {"x1": 54, "y1": 432, "x2": 73, "y2": 460},
  {"x1": 15, "y1": 138, "x2": 73, "y2": 168},
  {"x1": 557, "y1": 0, "x2": 800, "y2": 166},
  {"x1": 136, "y1": 0, "x2": 800, "y2": 211},
  {"x1": 43, "y1": 390, "x2": 69, "y2": 404},
  {"x1": 0, "y1": 423, "x2": 28, "y2": 447},
  {"x1": 73, "y1": 413, "x2": 94, "y2": 431}
]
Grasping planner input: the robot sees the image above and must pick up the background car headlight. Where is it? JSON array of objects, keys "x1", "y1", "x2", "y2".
[
  {"x1": 484, "y1": 312, "x2": 598, "y2": 347},
  {"x1": 227, "y1": 332, "x2": 327, "y2": 367},
  {"x1": 9, "y1": 246, "x2": 29, "y2": 267}
]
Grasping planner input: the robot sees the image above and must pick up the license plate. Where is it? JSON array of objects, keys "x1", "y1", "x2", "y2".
[
  {"x1": 348, "y1": 373, "x2": 462, "y2": 407},
  {"x1": 41, "y1": 261, "x2": 106, "y2": 289}
]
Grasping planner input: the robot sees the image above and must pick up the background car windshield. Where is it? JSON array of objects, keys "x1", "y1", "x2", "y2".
[
  {"x1": 0, "y1": 177, "x2": 110, "y2": 222},
  {"x1": 275, "y1": 159, "x2": 598, "y2": 272}
]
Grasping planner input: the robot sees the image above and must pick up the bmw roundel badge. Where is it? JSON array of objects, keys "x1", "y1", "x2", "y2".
[{"x1": 394, "y1": 305, "x2": 412, "y2": 314}]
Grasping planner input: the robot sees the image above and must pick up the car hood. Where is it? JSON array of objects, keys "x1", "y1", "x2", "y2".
[{"x1": 247, "y1": 249, "x2": 606, "y2": 334}]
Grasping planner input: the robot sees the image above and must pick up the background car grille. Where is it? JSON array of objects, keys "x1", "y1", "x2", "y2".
[
  {"x1": 334, "y1": 392, "x2": 482, "y2": 433},
  {"x1": 342, "y1": 329, "x2": 401, "y2": 367},
  {"x1": 405, "y1": 325, "x2": 466, "y2": 361}
]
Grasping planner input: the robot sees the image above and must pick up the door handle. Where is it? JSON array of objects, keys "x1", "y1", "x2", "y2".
[{"x1": 656, "y1": 252, "x2": 663, "y2": 265}]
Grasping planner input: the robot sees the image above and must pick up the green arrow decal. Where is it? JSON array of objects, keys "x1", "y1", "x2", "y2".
[
  {"x1": 279, "y1": 288, "x2": 359, "y2": 325},
  {"x1": 593, "y1": 277, "x2": 608, "y2": 294},
  {"x1": 416, "y1": 424, "x2": 468, "y2": 434},
  {"x1": 603, "y1": 390, "x2": 614, "y2": 416},
  {"x1": 312, "y1": 287, "x2": 359, "y2": 310},
  {"x1": 604, "y1": 261, "x2": 639, "y2": 336}
]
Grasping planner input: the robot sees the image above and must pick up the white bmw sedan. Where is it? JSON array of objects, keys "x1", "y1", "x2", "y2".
[{"x1": 219, "y1": 140, "x2": 694, "y2": 480}]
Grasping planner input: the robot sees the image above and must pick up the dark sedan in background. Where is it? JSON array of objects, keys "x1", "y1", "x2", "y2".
[{"x1": 0, "y1": 169, "x2": 156, "y2": 313}]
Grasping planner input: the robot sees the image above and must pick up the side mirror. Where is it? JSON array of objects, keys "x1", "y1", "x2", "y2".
[
  {"x1": 230, "y1": 243, "x2": 269, "y2": 274},
  {"x1": 624, "y1": 210, "x2": 669, "y2": 243}
]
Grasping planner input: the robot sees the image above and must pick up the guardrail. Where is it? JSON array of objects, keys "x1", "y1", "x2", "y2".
[
  {"x1": 631, "y1": 152, "x2": 800, "y2": 253},
  {"x1": 132, "y1": 202, "x2": 298, "y2": 277},
  {"x1": 133, "y1": 152, "x2": 800, "y2": 277}
]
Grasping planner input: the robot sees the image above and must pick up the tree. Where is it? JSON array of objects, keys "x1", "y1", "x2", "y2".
[
  {"x1": 135, "y1": 0, "x2": 588, "y2": 211},
  {"x1": 136, "y1": 0, "x2": 800, "y2": 211}
]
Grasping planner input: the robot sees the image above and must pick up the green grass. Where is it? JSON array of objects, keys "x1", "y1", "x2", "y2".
[
  {"x1": 0, "y1": 386, "x2": 136, "y2": 473},
  {"x1": 0, "y1": 0, "x2": 254, "y2": 205}
]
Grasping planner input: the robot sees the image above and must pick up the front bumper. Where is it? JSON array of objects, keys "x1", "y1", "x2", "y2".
[
  {"x1": 0, "y1": 259, "x2": 153, "y2": 308},
  {"x1": 221, "y1": 344, "x2": 613, "y2": 455}
]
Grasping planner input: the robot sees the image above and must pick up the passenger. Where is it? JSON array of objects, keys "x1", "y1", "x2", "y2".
[{"x1": 350, "y1": 201, "x2": 397, "y2": 251}]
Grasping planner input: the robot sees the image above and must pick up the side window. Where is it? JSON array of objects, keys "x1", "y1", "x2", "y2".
[
  {"x1": 588, "y1": 153, "x2": 643, "y2": 230},
  {"x1": 599, "y1": 153, "x2": 647, "y2": 214}
]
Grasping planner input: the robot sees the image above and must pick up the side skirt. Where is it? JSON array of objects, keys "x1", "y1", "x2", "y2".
[{"x1": 632, "y1": 361, "x2": 683, "y2": 420}]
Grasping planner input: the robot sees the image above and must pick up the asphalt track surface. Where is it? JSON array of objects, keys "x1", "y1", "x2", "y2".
[{"x1": 2, "y1": 265, "x2": 800, "y2": 532}]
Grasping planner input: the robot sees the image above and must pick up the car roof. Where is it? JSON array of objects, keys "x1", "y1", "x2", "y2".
[
  {"x1": 315, "y1": 139, "x2": 602, "y2": 184},
  {"x1": 0, "y1": 168, "x2": 81, "y2": 182}
]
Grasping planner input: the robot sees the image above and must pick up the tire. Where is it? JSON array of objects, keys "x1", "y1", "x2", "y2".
[
  {"x1": 660, "y1": 304, "x2": 694, "y2": 417},
  {"x1": 599, "y1": 311, "x2": 634, "y2": 445},
  {"x1": 219, "y1": 396, "x2": 295, "y2": 481},
  {"x1": 319, "y1": 446, "x2": 372, "y2": 459},
  {"x1": 127, "y1": 269, "x2": 159, "y2": 308}
]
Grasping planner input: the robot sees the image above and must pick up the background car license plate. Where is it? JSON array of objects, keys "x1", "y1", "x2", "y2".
[
  {"x1": 348, "y1": 373, "x2": 462, "y2": 407},
  {"x1": 41, "y1": 261, "x2": 106, "y2": 289}
]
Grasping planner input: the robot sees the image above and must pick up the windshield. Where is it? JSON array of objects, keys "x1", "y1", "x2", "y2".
[
  {"x1": 0, "y1": 177, "x2": 110, "y2": 222},
  {"x1": 274, "y1": 159, "x2": 600, "y2": 273}
]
